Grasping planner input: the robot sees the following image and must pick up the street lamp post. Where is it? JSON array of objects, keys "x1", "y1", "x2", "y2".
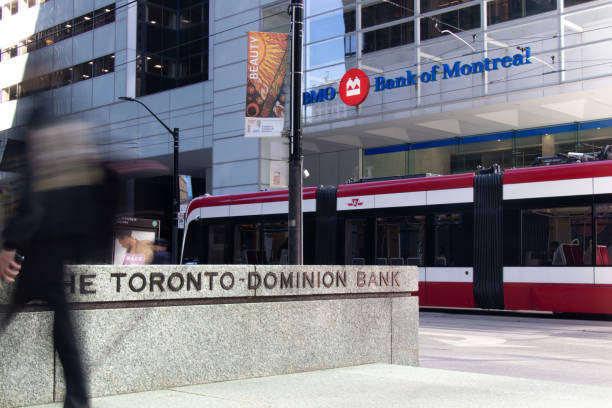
[{"x1": 119, "y1": 97, "x2": 180, "y2": 264}]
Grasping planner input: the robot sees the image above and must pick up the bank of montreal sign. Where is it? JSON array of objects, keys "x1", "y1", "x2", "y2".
[{"x1": 303, "y1": 47, "x2": 533, "y2": 107}]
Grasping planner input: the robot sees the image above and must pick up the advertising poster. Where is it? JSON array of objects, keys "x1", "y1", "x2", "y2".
[
  {"x1": 245, "y1": 31, "x2": 289, "y2": 138},
  {"x1": 113, "y1": 217, "x2": 160, "y2": 265}
]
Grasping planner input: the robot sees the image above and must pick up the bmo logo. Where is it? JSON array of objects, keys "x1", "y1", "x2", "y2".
[
  {"x1": 302, "y1": 68, "x2": 370, "y2": 106},
  {"x1": 340, "y1": 69, "x2": 369, "y2": 106}
]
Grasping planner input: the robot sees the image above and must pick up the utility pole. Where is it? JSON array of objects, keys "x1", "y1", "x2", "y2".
[{"x1": 288, "y1": 0, "x2": 304, "y2": 265}]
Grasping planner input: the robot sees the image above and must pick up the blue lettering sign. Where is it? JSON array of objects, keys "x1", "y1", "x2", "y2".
[
  {"x1": 303, "y1": 48, "x2": 531, "y2": 105},
  {"x1": 302, "y1": 87, "x2": 336, "y2": 105},
  {"x1": 443, "y1": 61, "x2": 461, "y2": 79}
]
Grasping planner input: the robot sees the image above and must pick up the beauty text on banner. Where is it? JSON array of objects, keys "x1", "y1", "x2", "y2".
[{"x1": 245, "y1": 31, "x2": 289, "y2": 138}]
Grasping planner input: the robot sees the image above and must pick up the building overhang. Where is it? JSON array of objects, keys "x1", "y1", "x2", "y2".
[{"x1": 303, "y1": 76, "x2": 612, "y2": 153}]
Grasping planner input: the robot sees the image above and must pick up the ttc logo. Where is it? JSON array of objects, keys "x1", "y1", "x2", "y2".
[
  {"x1": 347, "y1": 198, "x2": 363, "y2": 207},
  {"x1": 339, "y1": 69, "x2": 370, "y2": 106}
]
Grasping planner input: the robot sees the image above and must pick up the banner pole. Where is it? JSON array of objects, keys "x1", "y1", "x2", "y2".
[{"x1": 288, "y1": 0, "x2": 304, "y2": 265}]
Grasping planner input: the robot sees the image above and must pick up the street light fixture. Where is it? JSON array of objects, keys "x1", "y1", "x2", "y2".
[{"x1": 118, "y1": 96, "x2": 180, "y2": 264}]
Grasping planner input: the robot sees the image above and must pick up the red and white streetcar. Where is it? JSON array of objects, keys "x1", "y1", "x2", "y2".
[{"x1": 182, "y1": 159, "x2": 612, "y2": 314}]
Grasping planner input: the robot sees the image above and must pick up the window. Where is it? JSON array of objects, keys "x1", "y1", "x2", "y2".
[
  {"x1": 56, "y1": 22, "x2": 72, "y2": 42},
  {"x1": 208, "y1": 224, "x2": 226, "y2": 264},
  {"x1": 376, "y1": 216, "x2": 425, "y2": 266},
  {"x1": 596, "y1": 204, "x2": 612, "y2": 265},
  {"x1": 421, "y1": 5, "x2": 480, "y2": 41},
  {"x1": 565, "y1": 0, "x2": 597, "y2": 6},
  {"x1": 74, "y1": 12, "x2": 94, "y2": 35},
  {"x1": 94, "y1": 55, "x2": 114, "y2": 76},
  {"x1": 345, "y1": 218, "x2": 367, "y2": 264},
  {"x1": 522, "y1": 206, "x2": 592, "y2": 266},
  {"x1": 421, "y1": 0, "x2": 471, "y2": 13},
  {"x1": 262, "y1": 222, "x2": 288, "y2": 264},
  {"x1": 234, "y1": 223, "x2": 260, "y2": 264},
  {"x1": 451, "y1": 138, "x2": 513, "y2": 174},
  {"x1": 2, "y1": 85, "x2": 18, "y2": 102},
  {"x1": 487, "y1": 0, "x2": 556, "y2": 26},
  {"x1": 94, "y1": 4, "x2": 116, "y2": 27},
  {"x1": 363, "y1": 21, "x2": 414, "y2": 54},
  {"x1": 73, "y1": 60, "x2": 93, "y2": 82},
  {"x1": 137, "y1": 1, "x2": 209, "y2": 96},
  {"x1": 43, "y1": 27, "x2": 55, "y2": 46},
  {"x1": 8, "y1": 45, "x2": 18, "y2": 58},
  {"x1": 362, "y1": 0, "x2": 412, "y2": 29},
  {"x1": 434, "y1": 213, "x2": 471, "y2": 266}
]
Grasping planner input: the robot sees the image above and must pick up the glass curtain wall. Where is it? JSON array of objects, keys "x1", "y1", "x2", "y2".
[
  {"x1": 362, "y1": 120, "x2": 612, "y2": 179},
  {"x1": 136, "y1": 0, "x2": 209, "y2": 96}
]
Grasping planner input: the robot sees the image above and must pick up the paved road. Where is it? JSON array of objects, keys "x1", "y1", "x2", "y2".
[{"x1": 419, "y1": 310, "x2": 612, "y2": 386}]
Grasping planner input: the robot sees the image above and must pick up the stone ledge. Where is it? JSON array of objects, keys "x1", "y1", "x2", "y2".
[{"x1": 1, "y1": 265, "x2": 417, "y2": 305}]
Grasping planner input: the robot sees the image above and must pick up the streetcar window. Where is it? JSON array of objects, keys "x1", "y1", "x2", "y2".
[
  {"x1": 262, "y1": 221, "x2": 288, "y2": 264},
  {"x1": 376, "y1": 216, "x2": 425, "y2": 266},
  {"x1": 596, "y1": 204, "x2": 612, "y2": 265},
  {"x1": 434, "y1": 213, "x2": 469, "y2": 267},
  {"x1": 345, "y1": 219, "x2": 367, "y2": 264},
  {"x1": 234, "y1": 223, "x2": 260, "y2": 264},
  {"x1": 182, "y1": 220, "x2": 205, "y2": 264},
  {"x1": 208, "y1": 224, "x2": 226, "y2": 264},
  {"x1": 522, "y1": 206, "x2": 592, "y2": 266}
]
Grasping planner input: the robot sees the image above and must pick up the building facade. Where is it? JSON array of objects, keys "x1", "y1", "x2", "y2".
[{"x1": 0, "y1": 0, "x2": 611, "y2": 207}]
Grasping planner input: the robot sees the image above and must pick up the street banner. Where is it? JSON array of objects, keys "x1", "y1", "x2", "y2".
[{"x1": 245, "y1": 31, "x2": 289, "y2": 138}]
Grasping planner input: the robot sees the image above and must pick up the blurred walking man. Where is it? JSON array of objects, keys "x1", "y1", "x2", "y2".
[{"x1": 0, "y1": 101, "x2": 114, "y2": 408}]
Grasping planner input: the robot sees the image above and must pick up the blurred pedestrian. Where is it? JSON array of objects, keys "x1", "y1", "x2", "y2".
[
  {"x1": 151, "y1": 238, "x2": 171, "y2": 264},
  {"x1": 0, "y1": 100, "x2": 115, "y2": 408}
]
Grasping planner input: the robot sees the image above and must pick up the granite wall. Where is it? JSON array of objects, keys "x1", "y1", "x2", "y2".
[{"x1": 0, "y1": 265, "x2": 418, "y2": 408}]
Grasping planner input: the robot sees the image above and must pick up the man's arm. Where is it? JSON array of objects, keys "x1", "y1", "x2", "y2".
[{"x1": 0, "y1": 249, "x2": 21, "y2": 288}]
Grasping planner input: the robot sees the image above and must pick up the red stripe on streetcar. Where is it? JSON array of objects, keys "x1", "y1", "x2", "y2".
[
  {"x1": 504, "y1": 161, "x2": 612, "y2": 185},
  {"x1": 337, "y1": 173, "x2": 474, "y2": 197},
  {"x1": 504, "y1": 283, "x2": 612, "y2": 314},
  {"x1": 421, "y1": 282, "x2": 476, "y2": 308},
  {"x1": 187, "y1": 187, "x2": 318, "y2": 216}
]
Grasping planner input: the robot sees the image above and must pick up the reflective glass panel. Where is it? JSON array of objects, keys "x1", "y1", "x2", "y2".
[
  {"x1": 362, "y1": 21, "x2": 414, "y2": 54},
  {"x1": 451, "y1": 138, "x2": 512, "y2": 173},
  {"x1": 421, "y1": 0, "x2": 471, "y2": 13},
  {"x1": 565, "y1": 0, "x2": 597, "y2": 6},
  {"x1": 306, "y1": 0, "x2": 354, "y2": 17},
  {"x1": 305, "y1": 64, "x2": 347, "y2": 88},
  {"x1": 421, "y1": 5, "x2": 480, "y2": 41},
  {"x1": 487, "y1": 0, "x2": 556, "y2": 26},
  {"x1": 306, "y1": 36, "x2": 352, "y2": 69},
  {"x1": 362, "y1": 0, "x2": 412, "y2": 29},
  {"x1": 363, "y1": 151, "x2": 406, "y2": 179},
  {"x1": 307, "y1": 9, "x2": 355, "y2": 43}
]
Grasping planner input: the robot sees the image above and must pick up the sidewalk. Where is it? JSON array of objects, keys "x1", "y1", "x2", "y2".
[{"x1": 24, "y1": 364, "x2": 612, "y2": 408}]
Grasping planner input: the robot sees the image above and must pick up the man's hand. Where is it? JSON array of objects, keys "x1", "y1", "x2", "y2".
[{"x1": 0, "y1": 249, "x2": 21, "y2": 288}]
